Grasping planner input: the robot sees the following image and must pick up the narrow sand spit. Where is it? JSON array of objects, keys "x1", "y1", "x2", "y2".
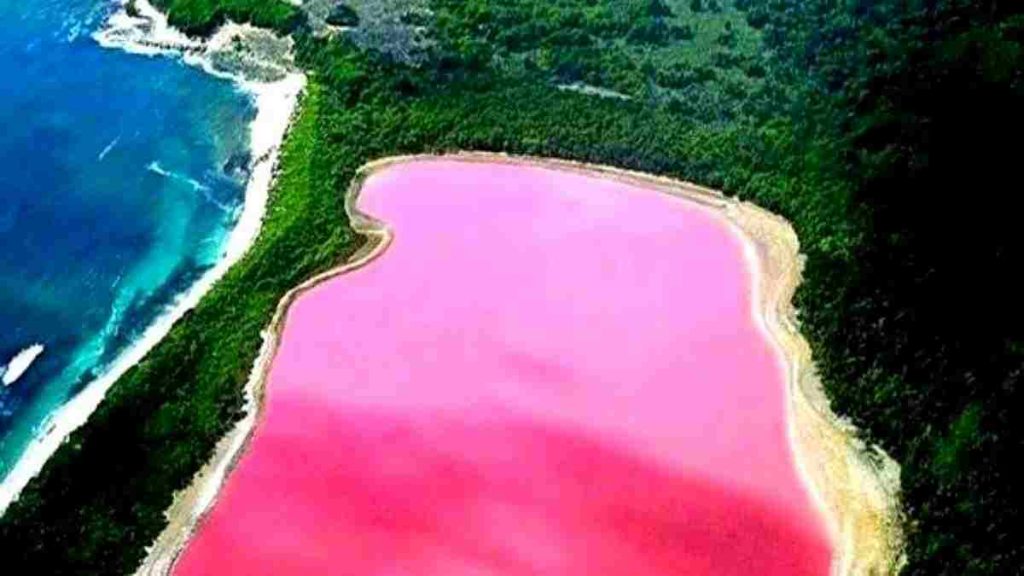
[{"x1": 138, "y1": 154, "x2": 903, "y2": 575}]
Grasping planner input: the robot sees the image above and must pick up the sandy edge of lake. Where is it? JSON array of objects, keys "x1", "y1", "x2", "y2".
[{"x1": 137, "y1": 153, "x2": 904, "y2": 576}]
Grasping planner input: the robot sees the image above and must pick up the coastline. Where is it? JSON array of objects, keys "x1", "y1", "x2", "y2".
[
  {"x1": 0, "y1": 0, "x2": 305, "y2": 514},
  {"x1": 141, "y1": 153, "x2": 904, "y2": 575}
]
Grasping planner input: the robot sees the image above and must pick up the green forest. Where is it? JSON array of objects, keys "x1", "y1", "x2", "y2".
[{"x1": 2, "y1": 0, "x2": 1022, "y2": 574}]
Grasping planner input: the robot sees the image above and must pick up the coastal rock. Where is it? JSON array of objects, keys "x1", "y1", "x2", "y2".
[{"x1": 222, "y1": 150, "x2": 253, "y2": 180}]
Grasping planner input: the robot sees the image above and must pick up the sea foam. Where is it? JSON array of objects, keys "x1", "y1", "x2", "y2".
[
  {"x1": 147, "y1": 161, "x2": 211, "y2": 192},
  {"x1": 98, "y1": 136, "x2": 120, "y2": 161},
  {"x1": 1, "y1": 345, "x2": 45, "y2": 387}
]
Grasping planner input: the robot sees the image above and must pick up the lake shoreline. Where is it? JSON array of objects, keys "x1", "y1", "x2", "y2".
[{"x1": 141, "y1": 153, "x2": 903, "y2": 575}]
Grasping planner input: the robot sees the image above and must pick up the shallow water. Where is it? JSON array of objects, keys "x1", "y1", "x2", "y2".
[
  {"x1": 176, "y1": 160, "x2": 833, "y2": 575},
  {"x1": 0, "y1": 0, "x2": 253, "y2": 477}
]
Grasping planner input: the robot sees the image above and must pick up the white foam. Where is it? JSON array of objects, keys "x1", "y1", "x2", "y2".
[
  {"x1": 145, "y1": 160, "x2": 170, "y2": 177},
  {"x1": 0, "y1": 0, "x2": 306, "y2": 513},
  {"x1": 2, "y1": 345, "x2": 45, "y2": 387},
  {"x1": 146, "y1": 161, "x2": 212, "y2": 192},
  {"x1": 98, "y1": 136, "x2": 120, "y2": 161},
  {"x1": 92, "y1": 0, "x2": 199, "y2": 57}
]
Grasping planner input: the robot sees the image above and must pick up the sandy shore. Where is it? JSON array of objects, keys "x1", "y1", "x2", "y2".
[
  {"x1": 0, "y1": 2, "x2": 305, "y2": 514},
  {"x1": 722, "y1": 180, "x2": 906, "y2": 575},
  {"x1": 140, "y1": 153, "x2": 903, "y2": 575}
]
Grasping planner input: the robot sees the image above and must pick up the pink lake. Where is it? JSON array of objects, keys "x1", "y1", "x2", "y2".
[{"x1": 175, "y1": 159, "x2": 833, "y2": 575}]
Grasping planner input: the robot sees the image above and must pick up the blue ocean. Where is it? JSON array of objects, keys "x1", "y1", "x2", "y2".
[{"x1": 0, "y1": 0, "x2": 253, "y2": 478}]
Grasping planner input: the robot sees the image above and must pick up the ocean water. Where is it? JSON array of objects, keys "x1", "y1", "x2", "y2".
[{"x1": 0, "y1": 0, "x2": 254, "y2": 477}]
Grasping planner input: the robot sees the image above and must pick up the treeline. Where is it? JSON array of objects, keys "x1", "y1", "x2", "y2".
[
  {"x1": 149, "y1": 0, "x2": 305, "y2": 37},
  {"x1": 1, "y1": 0, "x2": 1022, "y2": 573},
  {"x1": 742, "y1": 2, "x2": 1024, "y2": 573}
]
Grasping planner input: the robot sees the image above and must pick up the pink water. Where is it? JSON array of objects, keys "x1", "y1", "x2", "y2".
[{"x1": 175, "y1": 160, "x2": 833, "y2": 575}]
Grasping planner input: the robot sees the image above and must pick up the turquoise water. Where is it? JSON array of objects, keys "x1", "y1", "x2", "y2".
[{"x1": 0, "y1": 0, "x2": 253, "y2": 477}]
